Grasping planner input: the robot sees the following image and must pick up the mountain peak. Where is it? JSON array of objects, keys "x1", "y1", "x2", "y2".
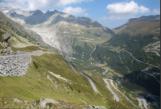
[
  {"x1": 31, "y1": 10, "x2": 43, "y2": 15},
  {"x1": 53, "y1": 10, "x2": 64, "y2": 14},
  {"x1": 45, "y1": 10, "x2": 64, "y2": 16}
]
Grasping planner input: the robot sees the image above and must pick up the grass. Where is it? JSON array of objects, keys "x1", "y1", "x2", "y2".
[
  {"x1": 12, "y1": 46, "x2": 40, "y2": 52},
  {"x1": 0, "y1": 53, "x2": 139, "y2": 109},
  {"x1": 0, "y1": 53, "x2": 104, "y2": 108}
]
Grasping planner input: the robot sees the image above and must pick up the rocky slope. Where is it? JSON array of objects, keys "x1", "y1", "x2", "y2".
[
  {"x1": 0, "y1": 12, "x2": 50, "y2": 49},
  {"x1": 6, "y1": 10, "x2": 113, "y2": 60}
]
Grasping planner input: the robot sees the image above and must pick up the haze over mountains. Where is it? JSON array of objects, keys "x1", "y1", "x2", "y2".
[{"x1": 0, "y1": 8, "x2": 160, "y2": 109}]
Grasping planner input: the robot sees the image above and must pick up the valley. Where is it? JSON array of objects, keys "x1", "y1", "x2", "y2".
[{"x1": 0, "y1": 8, "x2": 160, "y2": 109}]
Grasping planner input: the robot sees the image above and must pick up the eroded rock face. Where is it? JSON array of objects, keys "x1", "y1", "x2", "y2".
[{"x1": 0, "y1": 53, "x2": 31, "y2": 76}]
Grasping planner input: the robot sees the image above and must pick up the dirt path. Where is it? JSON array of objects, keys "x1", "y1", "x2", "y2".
[
  {"x1": 81, "y1": 72, "x2": 100, "y2": 94},
  {"x1": 48, "y1": 71, "x2": 70, "y2": 82},
  {"x1": 103, "y1": 79, "x2": 120, "y2": 102},
  {"x1": 85, "y1": 76, "x2": 100, "y2": 94}
]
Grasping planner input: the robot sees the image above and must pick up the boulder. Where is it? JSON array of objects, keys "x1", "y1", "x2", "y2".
[{"x1": 1, "y1": 32, "x2": 11, "y2": 42}]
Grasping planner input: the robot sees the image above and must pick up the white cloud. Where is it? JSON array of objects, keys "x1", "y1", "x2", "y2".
[
  {"x1": 0, "y1": 0, "x2": 53, "y2": 10},
  {"x1": 102, "y1": 1, "x2": 159, "y2": 28},
  {"x1": 63, "y1": 6, "x2": 87, "y2": 16},
  {"x1": 106, "y1": 1, "x2": 150, "y2": 15},
  {"x1": 0, "y1": 0, "x2": 92, "y2": 10},
  {"x1": 59, "y1": 0, "x2": 89, "y2": 5}
]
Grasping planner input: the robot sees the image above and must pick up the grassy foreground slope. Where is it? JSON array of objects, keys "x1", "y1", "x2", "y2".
[{"x1": 0, "y1": 52, "x2": 138, "y2": 109}]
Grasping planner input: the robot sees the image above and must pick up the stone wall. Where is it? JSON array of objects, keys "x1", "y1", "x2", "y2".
[{"x1": 0, "y1": 53, "x2": 31, "y2": 76}]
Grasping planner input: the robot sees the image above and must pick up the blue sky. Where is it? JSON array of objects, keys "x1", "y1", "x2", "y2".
[
  {"x1": 67, "y1": 0, "x2": 160, "y2": 28},
  {"x1": 0, "y1": 0, "x2": 160, "y2": 28}
]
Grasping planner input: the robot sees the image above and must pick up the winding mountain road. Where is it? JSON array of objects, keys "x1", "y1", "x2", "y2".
[
  {"x1": 137, "y1": 98, "x2": 149, "y2": 109},
  {"x1": 122, "y1": 50, "x2": 159, "y2": 69},
  {"x1": 103, "y1": 79, "x2": 120, "y2": 102},
  {"x1": 81, "y1": 72, "x2": 100, "y2": 94},
  {"x1": 86, "y1": 76, "x2": 100, "y2": 94}
]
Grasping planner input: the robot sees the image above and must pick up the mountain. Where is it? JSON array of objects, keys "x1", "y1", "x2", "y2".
[
  {"x1": 93, "y1": 15, "x2": 160, "y2": 72},
  {"x1": 28, "y1": 10, "x2": 114, "y2": 61},
  {"x1": 6, "y1": 10, "x2": 113, "y2": 60},
  {"x1": 0, "y1": 11, "x2": 143, "y2": 109},
  {"x1": 8, "y1": 9, "x2": 109, "y2": 27},
  {"x1": 114, "y1": 15, "x2": 160, "y2": 37},
  {"x1": 92, "y1": 15, "x2": 160, "y2": 108},
  {"x1": 6, "y1": 9, "x2": 56, "y2": 25},
  {"x1": 25, "y1": 10, "x2": 62, "y2": 25},
  {"x1": 0, "y1": 11, "x2": 49, "y2": 51}
]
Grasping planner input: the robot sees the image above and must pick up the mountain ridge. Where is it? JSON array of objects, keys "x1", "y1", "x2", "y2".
[
  {"x1": 7, "y1": 9, "x2": 108, "y2": 29},
  {"x1": 114, "y1": 15, "x2": 160, "y2": 37}
]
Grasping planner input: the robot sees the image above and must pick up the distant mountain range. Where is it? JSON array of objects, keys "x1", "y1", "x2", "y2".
[
  {"x1": 0, "y1": 8, "x2": 160, "y2": 109},
  {"x1": 8, "y1": 9, "x2": 106, "y2": 27}
]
